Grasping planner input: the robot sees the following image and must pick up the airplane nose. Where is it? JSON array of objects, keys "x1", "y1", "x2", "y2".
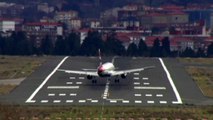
[{"x1": 98, "y1": 66, "x2": 104, "y2": 73}]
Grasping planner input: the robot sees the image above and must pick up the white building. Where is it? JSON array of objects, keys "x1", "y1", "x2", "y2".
[
  {"x1": 54, "y1": 11, "x2": 78, "y2": 22},
  {"x1": 0, "y1": 20, "x2": 15, "y2": 32}
]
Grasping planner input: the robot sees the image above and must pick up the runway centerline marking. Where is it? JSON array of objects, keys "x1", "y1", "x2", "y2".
[
  {"x1": 102, "y1": 79, "x2": 110, "y2": 99},
  {"x1": 25, "y1": 56, "x2": 69, "y2": 103},
  {"x1": 159, "y1": 58, "x2": 182, "y2": 104}
]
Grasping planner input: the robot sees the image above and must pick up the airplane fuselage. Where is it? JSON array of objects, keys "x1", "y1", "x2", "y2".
[{"x1": 97, "y1": 62, "x2": 115, "y2": 77}]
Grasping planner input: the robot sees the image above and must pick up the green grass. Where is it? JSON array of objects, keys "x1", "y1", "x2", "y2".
[
  {"x1": 0, "y1": 56, "x2": 46, "y2": 95},
  {"x1": 0, "y1": 105, "x2": 212, "y2": 119},
  {"x1": 0, "y1": 56, "x2": 46, "y2": 79},
  {"x1": 186, "y1": 67, "x2": 213, "y2": 98}
]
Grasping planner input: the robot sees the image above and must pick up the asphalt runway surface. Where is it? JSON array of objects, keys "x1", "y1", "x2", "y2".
[{"x1": 1, "y1": 56, "x2": 212, "y2": 106}]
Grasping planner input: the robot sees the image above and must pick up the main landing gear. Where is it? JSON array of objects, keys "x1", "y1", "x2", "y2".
[
  {"x1": 114, "y1": 79, "x2": 120, "y2": 83},
  {"x1": 92, "y1": 79, "x2": 97, "y2": 84}
]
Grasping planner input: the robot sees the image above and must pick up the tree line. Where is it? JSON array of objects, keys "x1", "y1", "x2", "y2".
[{"x1": 0, "y1": 31, "x2": 213, "y2": 57}]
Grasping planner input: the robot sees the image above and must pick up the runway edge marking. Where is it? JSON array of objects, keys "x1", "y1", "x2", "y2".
[
  {"x1": 159, "y1": 58, "x2": 182, "y2": 104},
  {"x1": 25, "y1": 56, "x2": 69, "y2": 103}
]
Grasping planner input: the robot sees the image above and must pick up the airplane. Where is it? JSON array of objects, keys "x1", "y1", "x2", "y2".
[{"x1": 57, "y1": 49, "x2": 154, "y2": 83}]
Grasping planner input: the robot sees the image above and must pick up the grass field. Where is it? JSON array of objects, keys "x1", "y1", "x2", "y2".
[
  {"x1": 0, "y1": 56, "x2": 46, "y2": 95},
  {"x1": 0, "y1": 56, "x2": 46, "y2": 80},
  {"x1": 179, "y1": 58, "x2": 213, "y2": 98},
  {"x1": 0, "y1": 105, "x2": 212, "y2": 119}
]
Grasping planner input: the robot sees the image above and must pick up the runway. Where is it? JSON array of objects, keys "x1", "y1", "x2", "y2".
[{"x1": 1, "y1": 56, "x2": 211, "y2": 106}]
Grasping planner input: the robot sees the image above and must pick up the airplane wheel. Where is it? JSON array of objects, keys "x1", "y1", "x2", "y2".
[
  {"x1": 92, "y1": 80, "x2": 97, "y2": 84},
  {"x1": 115, "y1": 79, "x2": 119, "y2": 83}
]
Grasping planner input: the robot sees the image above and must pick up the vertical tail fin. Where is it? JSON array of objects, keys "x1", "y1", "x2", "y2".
[{"x1": 98, "y1": 49, "x2": 102, "y2": 65}]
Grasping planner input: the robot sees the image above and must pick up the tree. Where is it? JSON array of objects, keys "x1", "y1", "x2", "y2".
[
  {"x1": 207, "y1": 42, "x2": 213, "y2": 57},
  {"x1": 40, "y1": 35, "x2": 54, "y2": 55},
  {"x1": 0, "y1": 35, "x2": 5, "y2": 55},
  {"x1": 161, "y1": 37, "x2": 171, "y2": 57},
  {"x1": 126, "y1": 42, "x2": 138, "y2": 56},
  {"x1": 80, "y1": 31, "x2": 104, "y2": 56},
  {"x1": 54, "y1": 36, "x2": 69, "y2": 55},
  {"x1": 104, "y1": 33, "x2": 126, "y2": 56},
  {"x1": 181, "y1": 47, "x2": 195, "y2": 57},
  {"x1": 150, "y1": 38, "x2": 162, "y2": 57},
  {"x1": 15, "y1": 31, "x2": 33, "y2": 55},
  {"x1": 196, "y1": 48, "x2": 206, "y2": 57},
  {"x1": 66, "y1": 32, "x2": 81, "y2": 55},
  {"x1": 138, "y1": 39, "x2": 148, "y2": 56}
]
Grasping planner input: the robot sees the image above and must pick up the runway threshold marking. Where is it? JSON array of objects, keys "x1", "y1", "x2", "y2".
[
  {"x1": 47, "y1": 86, "x2": 79, "y2": 89},
  {"x1": 159, "y1": 58, "x2": 182, "y2": 104},
  {"x1": 134, "y1": 87, "x2": 166, "y2": 90},
  {"x1": 25, "y1": 56, "x2": 69, "y2": 103}
]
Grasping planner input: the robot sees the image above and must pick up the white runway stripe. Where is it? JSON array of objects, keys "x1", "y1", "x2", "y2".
[
  {"x1": 159, "y1": 58, "x2": 182, "y2": 104},
  {"x1": 110, "y1": 100, "x2": 117, "y2": 103},
  {"x1": 59, "y1": 93, "x2": 66, "y2": 96},
  {"x1": 134, "y1": 87, "x2": 166, "y2": 90},
  {"x1": 160, "y1": 101, "x2": 167, "y2": 104},
  {"x1": 134, "y1": 73, "x2": 140, "y2": 75},
  {"x1": 134, "y1": 77, "x2": 139, "y2": 80},
  {"x1": 79, "y1": 77, "x2": 85, "y2": 80},
  {"x1": 134, "y1": 82, "x2": 140, "y2": 85},
  {"x1": 48, "y1": 93, "x2": 55, "y2": 96},
  {"x1": 66, "y1": 82, "x2": 73, "y2": 85},
  {"x1": 135, "y1": 100, "x2": 142, "y2": 103},
  {"x1": 70, "y1": 77, "x2": 75, "y2": 79},
  {"x1": 66, "y1": 100, "x2": 73, "y2": 103},
  {"x1": 47, "y1": 86, "x2": 79, "y2": 89},
  {"x1": 70, "y1": 93, "x2": 77, "y2": 96},
  {"x1": 76, "y1": 82, "x2": 82, "y2": 85},
  {"x1": 142, "y1": 77, "x2": 149, "y2": 80},
  {"x1": 147, "y1": 101, "x2": 154, "y2": 104},
  {"x1": 134, "y1": 94, "x2": 141, "y2": 97},
  {"x1": 91, "y1": 100, "x2": 98, "y2": 103},
  {"x1": 53, "y1": 100, "x2": 61, "y2": 103},
  {"x1": 156, "y1": 94, "x2": 163, "y2": 97},
  {"x1": 79, "y1": 100, "x2": 86, "y2": 103},
  {"x1": 145, "y1": 94, "x2": 152, "y2": 97},
  {"x1": 122, "y1": 100, "x2": 129, "y2": 103},
  {"x1": 41, "y1": 100, "x2": 48, "y2": 103},
  {"x1": 143, "y1": 82, "x2": 150, "y2": 85}
]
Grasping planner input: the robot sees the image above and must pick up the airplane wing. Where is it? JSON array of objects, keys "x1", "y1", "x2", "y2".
[
  {"x1": 57, "y1": 69, "x2": 99, "y2": 76},
  {"x1": 111, "y1": 66, "x2": 155, "y2": 76}
]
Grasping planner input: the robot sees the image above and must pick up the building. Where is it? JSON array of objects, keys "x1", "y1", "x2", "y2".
[
  {"x1": 68, "y1": 18, "x2": 82, "y2": 30},
  {"x1": 0, "y1": 3, "x2": 24, "y2": 18},
  {"x1": 37, "y1": 3, "x2": 54, "y2": 13},
  {"x1": 23, "y1": 22, "x2": 63, "y2": 47},
  {"x1": 0, "y1": 20, "x2": 15, "y2": 32},
  {"x1": 54, "y1": 11, "x2": 78, "y2": 23},
  {"x1": 0, "y1": 18, "x2": 23, "y2": 32}
]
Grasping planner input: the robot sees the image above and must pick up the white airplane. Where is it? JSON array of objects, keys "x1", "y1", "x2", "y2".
[{"x1": 58, "y1": 49, "x2": 154, "y2": 83}]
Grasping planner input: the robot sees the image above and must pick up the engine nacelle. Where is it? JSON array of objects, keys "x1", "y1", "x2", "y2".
[
  {"x1": 121, "y1": 74, "x2": 127, "y2": 79},
  {"x1": 87, "y1": 75, "x2": 93, "y2": 80}
]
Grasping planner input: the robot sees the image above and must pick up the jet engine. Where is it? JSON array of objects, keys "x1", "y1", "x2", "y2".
[
  {"x1": 121, "y1": 74, "x2": 127, "y2": 79},
  {"x1": 87, "y1": 75, "x2": 93, "y2": 80}
]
